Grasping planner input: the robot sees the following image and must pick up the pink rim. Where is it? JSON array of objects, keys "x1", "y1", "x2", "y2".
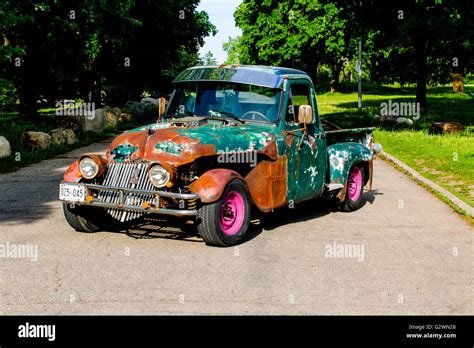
[
  {"x1": 220, "y1": 190, "x2": 245, "y2": 236},
  {"x1": 348, "y1": 166, "x2": 362, "y2": 201}
]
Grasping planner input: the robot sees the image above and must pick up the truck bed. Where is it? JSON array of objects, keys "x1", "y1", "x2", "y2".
[{"x1": 325, "y1": 127, "x2": 376, "y2": 147}]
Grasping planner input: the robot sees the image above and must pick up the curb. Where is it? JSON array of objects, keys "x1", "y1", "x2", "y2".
[{"x1": 380, "y1": 151, "x2": 474, "y2": 218}]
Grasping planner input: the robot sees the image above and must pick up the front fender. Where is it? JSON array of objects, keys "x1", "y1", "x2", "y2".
[
  {"x1": 63, "y1": 160, "x2": 81, "y2": 183},
  {"x1": 327, "y1": 142, "x2": 372, "y2": 187},
  {"x1": 188, "y1": 169, "x2": 244, "y2": 203}
]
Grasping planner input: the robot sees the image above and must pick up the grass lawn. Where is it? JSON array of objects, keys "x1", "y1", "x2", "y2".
[
  {"x1": 318, "y1": 84, "x2": 474, "y2": 208},
  {"x1": 375, "y1": 130, "x2": 473, "y2": 208}
]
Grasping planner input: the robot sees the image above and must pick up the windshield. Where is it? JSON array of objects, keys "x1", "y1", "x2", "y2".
[{"x1": 165, "y1": 81, "x2": 282, "y2": 123}]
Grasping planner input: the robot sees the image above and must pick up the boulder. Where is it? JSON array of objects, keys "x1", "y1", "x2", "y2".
[
  {"x1": 23, "y1": 131, "x2": 51, "y2": 150},
  {"x1": 55, "y1": 116, "x2": 82, "y2": 134},
  {"x1": 82, "y1": 108, "x2": 106, "y2": 133},
  {"x1": 50, "y1": 128, "x2": 77, "y2": 146},
  {"x1": 0, "y1": 136, "x2": 12, "y2": 158},
  {"x1": 122, "y1": 101, "x2": 146, "y2": 117},
  {"x1": 379, "y1": 115, "x2": 397, "y2": 123},
  {"x1": 110, "y1": 107, "x2": 121, "y2": 117},
  {"x1": 141, "y1": 97, "x2": 158, "y2": 106},
  {"x1": 104, "y1": 108, "x2": 118, "y2": 128},
  {"x1": 118, "y1": 113, "x2": 133, "y2": 122},
  {"x1": 396, "y1": 117, "x2": 414, "y2": 127}
]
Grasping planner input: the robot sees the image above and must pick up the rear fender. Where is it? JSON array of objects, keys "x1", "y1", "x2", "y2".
[
  {"x1": 188, "y1": 169, "x2": 244, "y2": 203},
  {"x1": 327, "y1": 142, "x2": 372, "y2": 190}
]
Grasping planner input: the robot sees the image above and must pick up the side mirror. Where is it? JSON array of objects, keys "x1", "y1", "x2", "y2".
[
  {"x1": 158, "y1": 97, "x2": 167, "y2": 121},
  {"x1": 297, "y1": 105, "x2": 313, "y2": 124}
]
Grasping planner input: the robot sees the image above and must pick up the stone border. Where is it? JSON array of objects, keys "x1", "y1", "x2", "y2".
[{"x1": 380, "y1": 152, "x2": 474, "y2": 218}]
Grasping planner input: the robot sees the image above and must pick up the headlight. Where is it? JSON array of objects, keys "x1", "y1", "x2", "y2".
[
  {"x1": 148, "y1": 164, "x2": 170, "y2": 188},
  {"x1": 79, "y1": 157, "x2": 99, "y2": 179}
]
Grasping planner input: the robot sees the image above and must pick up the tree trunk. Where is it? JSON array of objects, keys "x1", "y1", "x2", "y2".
[
  {"x1": 18, "y1": 19, "x2": 38, "y2": 119},
  {"x1": 414, "y1": 6, "x2": 427, "y2": 110},
  {"x1": 330, "y1": 63, "x2": 342, "y2": 93},
  {"x1": 18, "y1": 77, "x2": 38, "y2": 119},
  {"x1": 415, "y1": 42, "x2": 427, "y2": 110}
]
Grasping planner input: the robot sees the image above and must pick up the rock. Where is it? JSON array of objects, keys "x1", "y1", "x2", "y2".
[
  {"x1": 143, "y1": 102, "x2": 158, "y2": 118},
  {"x1": 118, "y1": 113, "x2": 133, "y2": 122},
  {"x1": 82, "y1": 108, "x2": 106, "y2": 133},
  {"x1": 50, "y1": 128, "x2": 77, "y2": 146},
  {"x1": 396, "y1": 117, "x2": 414, "y2": 127},
  {"x1": 23, "y1": 131, "x2": 51, "y2": 150},
  {"x1": 141, "y1": 97, "x2": 158, "y2": 106},
  {"x1": 110, "y1": 107, "x2": 121, "y2": 117},
  {"x1": 55, "y1": 116, "x2": 82, "y2": 134},
  {"x1": 104, "y1": 108, "x2": 118, "y2": 128},
  {"x1": 379, "y1": 115, "x2": 397, "y2": 123},
  {"x1": 122, "y1": 101, "x2": 146, "y2": 117},
  {"x1": 0, "y1": 136, "x2": 12, "y2": 158}
]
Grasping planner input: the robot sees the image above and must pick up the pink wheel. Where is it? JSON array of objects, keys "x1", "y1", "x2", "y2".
[
  {"x1": 219, "y1": 191, "x2": 245, "y2": 236},
  {"x1": 197, "y1": 180, "x2": 251, "y2": 247},
  {"x1": 347, "y1": 166, "x2": 363, "y2": 201},
  {"x1": 342, "y1": 165, "x2": 365, "y2": 212}
]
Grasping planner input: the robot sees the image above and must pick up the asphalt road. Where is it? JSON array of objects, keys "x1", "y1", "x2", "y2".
[{"x1": 0, "y1": 140, "x2": 472, "y2": 315}]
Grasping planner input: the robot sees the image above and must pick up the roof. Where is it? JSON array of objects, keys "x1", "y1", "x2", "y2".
[{"x1": 172, "y1": 65, "x2": 311, "y2": 89}]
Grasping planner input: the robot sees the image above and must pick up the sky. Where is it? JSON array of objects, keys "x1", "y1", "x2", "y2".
[{"x1": 197, "y1": 0, "x2": 243, "y2": 64}]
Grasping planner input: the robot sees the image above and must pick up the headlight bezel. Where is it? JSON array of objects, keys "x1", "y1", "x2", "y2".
[
  {"x1": 78, "y1": 155, "x2": 106, "y2": 180},
  {"x1": 148, "y1": 164, "x2": 171, "y2": 188},
  {"x1": 79, "y1": 157, "x2": 100, "y2": 179}
]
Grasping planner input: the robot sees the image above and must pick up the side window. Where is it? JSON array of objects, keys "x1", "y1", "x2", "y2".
[{"x1": 285, "y1": 83, "x2": 311, "y2": 125}]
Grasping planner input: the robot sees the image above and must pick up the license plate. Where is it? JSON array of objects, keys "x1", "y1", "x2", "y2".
[{"x1": 59, "y1": 183, "x2": 86, "y2": 202}]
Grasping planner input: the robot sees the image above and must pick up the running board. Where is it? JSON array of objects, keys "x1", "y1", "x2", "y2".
[{"x1": 325, "y1": 183, "x2": 344, "y2": 191}]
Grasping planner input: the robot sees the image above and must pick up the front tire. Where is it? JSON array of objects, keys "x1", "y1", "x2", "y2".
[
  {"x1": 197, "y1": 180, "x2": 251, "y2": 247},
  {"x1": 341, "y1": 165, "x2": 365, "y2": 212},
  {"x1": 63, "y1": 203, "x2": 115, "y2": 232}
]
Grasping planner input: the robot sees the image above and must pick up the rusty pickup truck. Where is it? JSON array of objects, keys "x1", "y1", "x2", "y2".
[{"x1": 60, "y1": 65, "x2": 382, "y2": 246}]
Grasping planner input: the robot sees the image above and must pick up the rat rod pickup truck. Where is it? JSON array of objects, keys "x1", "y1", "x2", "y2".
[{"x1": 60, "y1": 65, "x2": 382, "y2": 247}]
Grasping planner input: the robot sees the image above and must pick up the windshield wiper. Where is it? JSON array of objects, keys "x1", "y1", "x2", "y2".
[{"x1": 208, "y1": 109, "x2": 245, "y2": 124}]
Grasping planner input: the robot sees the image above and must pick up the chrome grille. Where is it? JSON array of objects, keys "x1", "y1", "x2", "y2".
[{"x1": 98, "y1": 162, "x2": 158, "y2": 222}]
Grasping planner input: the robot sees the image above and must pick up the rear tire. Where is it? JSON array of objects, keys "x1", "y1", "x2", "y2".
[
  {"x1": 63, "y1": 203, "x2": 115, "y2": 233},
  {"x1": 197, "y1": 180, "x2": 251, "y2": 247},
  {"x1": 341, "y1": 165, "x2": 365, "y2": 212}
]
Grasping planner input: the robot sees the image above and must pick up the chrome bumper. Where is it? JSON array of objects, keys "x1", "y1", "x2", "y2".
[{"x1": 62, "y1": 182, "x2": 199, "y2": 217}]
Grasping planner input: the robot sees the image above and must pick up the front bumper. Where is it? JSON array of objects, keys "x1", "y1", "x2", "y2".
[{"x1": 60, "y1": 181, "x2": 199, "y2": 217}]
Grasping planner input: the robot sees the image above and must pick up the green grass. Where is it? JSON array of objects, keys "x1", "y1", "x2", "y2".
[
  {"x1": 376, "y1": 130, "x2": 474, "y2": 207},
  {"x1": 318, "y1": 84, "x2": 474, "y2": 208},
  {"x1": 0, "y1": 113, "x2": 137, "y2": 173},
  {"x1": 317, "y1": 85, "x2": 474, "y2": 130}
]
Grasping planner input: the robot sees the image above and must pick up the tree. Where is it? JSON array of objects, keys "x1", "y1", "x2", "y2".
[
  {"x1": 223, "y1": 36, "x2": 241, "y2": 64},
  {"x1": 0, "y1": 0, "x2": 216, "y2": 117},
  {"x1": 235, "y1": 0, "x2": 361, "y2": 91},
  {"x1": 361, "y1": 0, "x2": 474, "y2": 108},
  {"x1": 201, "y1": 51, "x2": 218, "y2": 65}
]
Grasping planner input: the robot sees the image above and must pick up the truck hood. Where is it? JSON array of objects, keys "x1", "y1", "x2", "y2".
[{"x1": 106, "y1": 121, "x2": 279, "y2": 166}]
